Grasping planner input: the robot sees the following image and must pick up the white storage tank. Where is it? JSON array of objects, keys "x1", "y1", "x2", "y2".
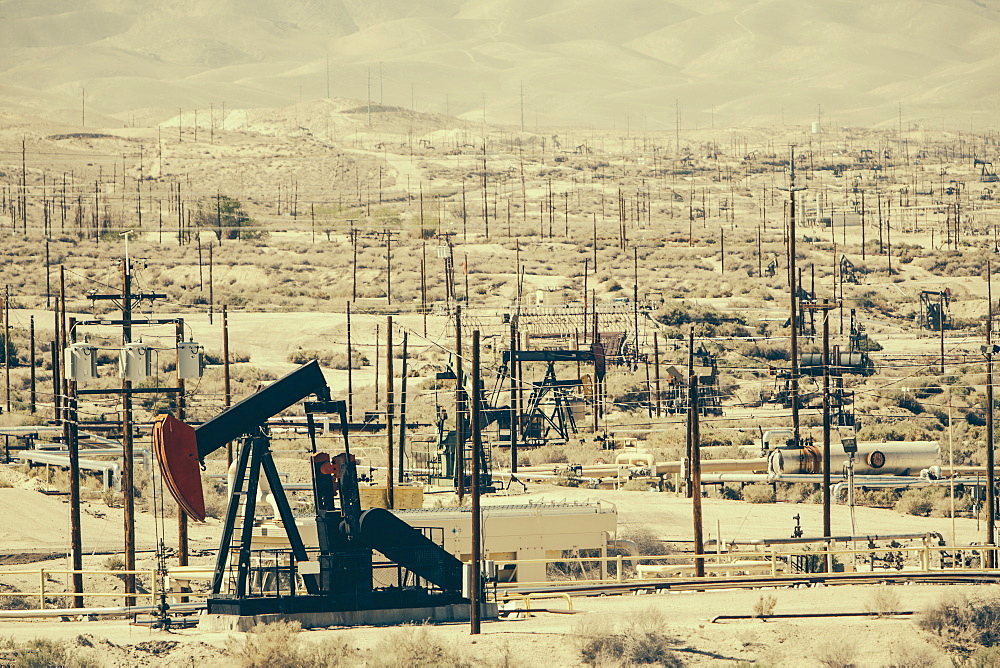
[
  {"x1": 120, "y1": 342, "x2": 153, "y2": 380},
  {"x1": 177, "y1": 340, "x2": 204, "y2": 379},
  {"x1": 64, "y1": 343, "x2": 98, "y2": 381},
  {"x1": 768, "y1": 441, "x2": 940, "y2": 476}
]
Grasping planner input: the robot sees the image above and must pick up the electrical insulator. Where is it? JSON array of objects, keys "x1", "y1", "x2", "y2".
[
  {"x1": 64, "y1": 343, "x2": 98, "y2": 381},
  {"x1": 120, "y1": 342, "x2": 153, "y2": 380},
  {"x1": 177, "y1": 340, "x2": 204, "y2": 379}
]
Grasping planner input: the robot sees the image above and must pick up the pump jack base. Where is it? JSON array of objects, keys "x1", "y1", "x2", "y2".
[{"x1": 200, "y1": 595, "x2": 496, "y2": 632}]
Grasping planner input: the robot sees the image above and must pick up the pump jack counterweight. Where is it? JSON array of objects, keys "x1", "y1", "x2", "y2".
[{"x1": 154, "y1": 361, "x2": 469, "y2": 619}]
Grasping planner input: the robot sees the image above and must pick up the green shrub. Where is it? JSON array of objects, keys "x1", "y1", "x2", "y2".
[
  {"x1": 895, "y1": 488, "x2": 939, "y2": 517},
  {"x1": 577, "y1": 609, "x2": 683, "y2": 667},
  {"x1": 752, "y1": 594, "x2": 777, "y2": 619},
  {"x1": 741, "y1": 483, "x2": 776, "y2": 504},
  {"x1": 226, "y1": 620, "x2": 359, "y2": 668},
  {"x1": 920, "y1": 594, "x2": 1000, "y2": 651}
]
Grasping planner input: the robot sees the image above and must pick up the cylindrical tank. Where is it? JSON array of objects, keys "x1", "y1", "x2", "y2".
[
  {"x1": 64, "y1": 343, "x2": 98, "y2": 381},
  {"x1": 177, "y1": 341, "x2": 204, "y2": 379},
  {"x1": 838, "y1": 352, "x2": 872, "y2": 375},
  {"x1": 769, "y1": 441, "x2": 940, "y2": 476},
  {"x1": 615, "y1": 452, "x2": 654, "y2": 467},
  {"x1": 119, "y1": 342, "x2": 153, "y2": 380}
]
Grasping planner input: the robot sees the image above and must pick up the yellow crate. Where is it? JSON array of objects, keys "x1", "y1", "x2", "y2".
[{"x1": 359, "y1": 485, "x2": 424, "y2": 509}]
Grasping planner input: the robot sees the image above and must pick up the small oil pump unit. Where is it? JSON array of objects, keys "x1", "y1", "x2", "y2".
[{"x1": 153, "y1": 361, "x2": 474, "y2": 621}]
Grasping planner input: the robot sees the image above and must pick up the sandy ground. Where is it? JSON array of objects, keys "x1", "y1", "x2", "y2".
[
  {"x1": 0, "y1": 582, "x2": 984, "y2": 666},
  {"x1": 0, "y1": 474, "x2": 991, "y2": 666}
]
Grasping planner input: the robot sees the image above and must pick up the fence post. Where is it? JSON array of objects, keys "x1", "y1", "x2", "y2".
[
  {"x1": 38, "y1": 570, "x2": 45, "y2": 609},
  {"x1": 617, "y1": 554, "x2": 623, "y2": 582},
  {"x1": 770, "y1": 551, "x2": 777, "y2": 577},
  {"x1": 921, "y1": 545, "x2": 930, "y2": 572}
]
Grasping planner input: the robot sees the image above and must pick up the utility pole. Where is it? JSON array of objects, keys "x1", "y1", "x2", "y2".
[
  {"x1": 121, "y1": 259, "x2": 137, "y2": 604},
  {"x1": 83, "y1": 256, "x2": 169, "y2": 605},
  {"x1": 176, "y1": 319, "x2": 188, "y2": 566},
  {"x1": 509, "y1": 315, "x2": 519, "y2": 475},
  {"x1": 822, "y1": 301, "x2": 832, "y2": 541},
  {"x1": 470, "y1": 329, "x2": 483, "y2": 635},
  {"x1": 688, "y1": 329, "x2": 704, "y2": 577},
  {"x1": 780, "y1": 146, "x2": 807, "y2": 445},
  {"x1": 346, "y1": 302, "x2": 354, "y2": 421},
  {"x1": 3, "y1": 286, "x2": 9, "y2": 414},
  {"x1": 349, "y1": 226, "x2": 359, "y2": 301},
  {"x1": 632, "y1": 248, "x2": 640, "y2": 366},
  {"x1": 987, "y1": 262, "x2": 996, "y2": 565},
  {"x1": 386, "y1": 317, "x2": 394, "y2": 509},
  {"x1": 398, "y1": 332, "x2": 408, "y2": 484},
  {"x1": 29, "y1": 316, "x2": 35, "y2": 414},
  {"x1": 455, "y1": 305, "x2": 466, "y2": 499},
  {"x1": 65, "y1": 313, "x2": 82, "y2": 608},
  {"x1": 373, "y1": 229, "x2": 398, "y2": 305}
]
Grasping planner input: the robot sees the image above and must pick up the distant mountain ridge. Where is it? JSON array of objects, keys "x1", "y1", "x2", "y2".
[{"x1": 0, "y1": 0, "x2": 997, "y2": 129}]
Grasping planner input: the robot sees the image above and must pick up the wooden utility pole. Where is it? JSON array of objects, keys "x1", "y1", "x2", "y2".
[
  {"x1": 781, "y1": 147, "x2": 806, "y2": 445},
  {"x1": 65, "y1": 316, "x2": 83, "y2": 608},
  {"x1": 653, "y1": 333, "x2": 662, "y2": 418},
  {"x1": 221, "y1": 306, "x2": 232, "y2": 466},
  {"x1": 632, "y1": 248, "x2": 640, "y2": 364},
  {"x1": 940, "y1": 292, "x2": 946, "y2": 374},
  {"x1": 455, "y1": 306, "x2": 466, "y2": 499},
  {"x1": 3, "y1": 286, "x2": 9, "y2": 413},
  {"x1": 121, "y1": 259, "x2": 136, "y2": 605},
  {"x1": 350, "y1": 226, "x2": 359, "y2": 301},
  {"x1": 346, "y1": 302, "x2": 354, "y2": 421},
  {"x1": 822, "y1": 300, "x2": 832, "y2": 540},
  {"x1": 29, "y1": 316, "x2": 35, "y2": 413},
  {"x1": 470, "y1": 329, "x2": 483, "y2": 635},
  {"x1": 509, "y1": 316, "x2": 519, "y2": 475},
  {"x1": 398, "y1": 332, "x2": 408, "y2": 484},
  {"x1": 688, "y1": 327, "x2": 704, "y2": 577},
  {"x1": 176, "y1": 319, "x2": 188, "y2": 567},
  {"x1": 987, "y1": 262, "x2": 996, "y2": 565},
  {"x1": 208, "y1": 243, "x2": 214, "y2": 324},
  {"x1": 386, "y1": 317, "x2": 394, "y2": 509}
]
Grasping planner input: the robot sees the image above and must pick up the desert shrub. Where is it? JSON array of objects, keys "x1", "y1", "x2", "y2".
[
  {"x1": 850, "y1": 334, "x2": 882, "y2": 352},
  {"x1": 920, "y1": 594, "x2": 1000, "y2": 651},
  {"x1": 776, "y1": 482, "x2": 814, "y2": 503},
  {"x1": 752, "y1": 594, "x2": 777, "y2": 619},
  {"x1": 743, "y1": 344, "x2": 790, "y2": 362},
  {"x1": 6, "y1": 637, "x2": 96, "y2": 668},
  {"x1": 865, "y1": 585, "x2": 902, "y2": 617},
  {"x1": 895, "y1": 488, "x2": 941, "y2": 517},
  {"x1": 576, "y1": 609, "x2": 683, "y2": 667},
  {"x1": 368, "y1": 624, "x2": 471, "y2": 668},
  {"x1": 814, "y1": 637, "x2": 856, "y2": 668},
  {"x1": 854, "y1": 488, "x2": 900, "y2": 508},
  {"x1": 621, "y1": 524, "x2": 664, "y2": 556},
  {"x1": 964, "y1": 645, "x2": 1000, "y2": 667},
  {"x1": 532, "y1": 445, "x2": 569, "y2": 464},
  {"x1": 719, "y1": 485, "x2": 741, "y2": 500},
  {"x1": 102, "y1": 555, "x2": 125, "y2": 571},
  {"x1": 0, "y1": 584, "x2": 31, "y2": 610},
  {"x1": 226, "y1": 620, "x2": 358, "y2": 668},
  {"x1": 194, "y1": 195, "x2": 265, "y2": 241},
  {"x1": 741, "y1": 483, "x2": 776, "y2": 504},
  {"x1": 889, "y1": 391, "x2": 924, "y2": 415}
]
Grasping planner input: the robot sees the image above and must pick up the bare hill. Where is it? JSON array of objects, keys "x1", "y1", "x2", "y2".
[{"x1": 0, "y1": 1, "x2": 998, "y2": 129}]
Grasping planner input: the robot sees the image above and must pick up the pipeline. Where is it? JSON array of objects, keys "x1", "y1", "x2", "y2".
[
  {"x1": 0, "y1": 602, "x2": 205, "y2": 619},
  {"x1": 711, "y1": 611, "x2": 914, "y2": 623}
]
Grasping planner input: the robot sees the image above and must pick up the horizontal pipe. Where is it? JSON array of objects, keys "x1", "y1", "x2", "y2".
[
  {"x1": 0, "y1": 602, "x2": 205, "y2": 619},
  {"x1": 711, "y1": 611, "x2": 914, "y2": 623}
]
